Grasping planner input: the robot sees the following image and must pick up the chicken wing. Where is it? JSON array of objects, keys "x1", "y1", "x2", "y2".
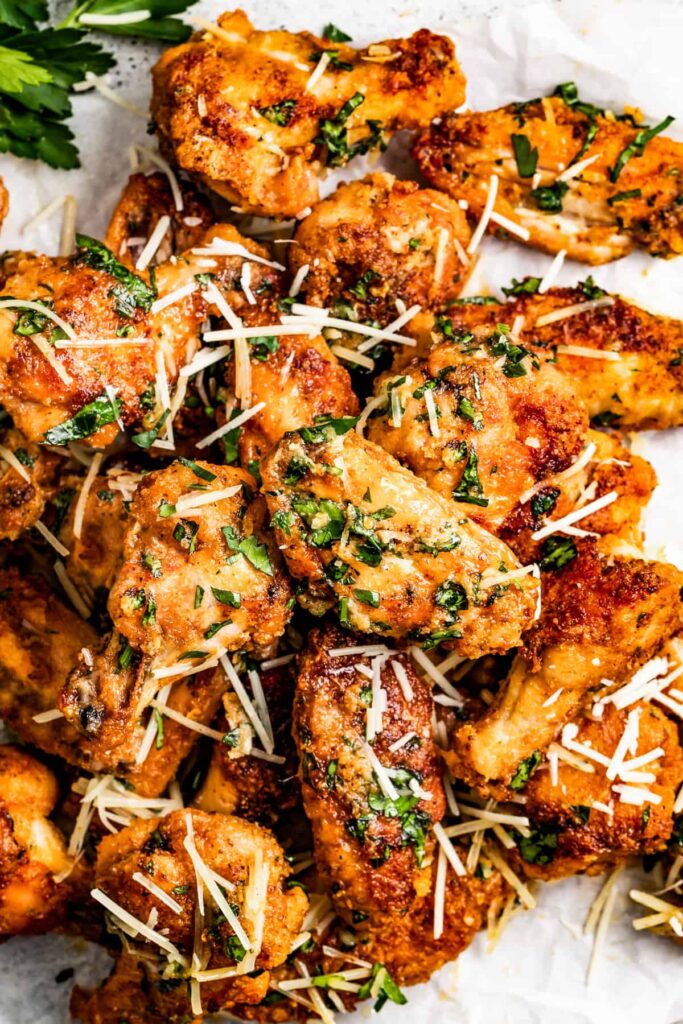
[
  {"x1": 60, "y1": 460, "x2": 292, "y2": 751},
  {"x1": 0, "y1": 745, "x2": 72, "y2": 937},
  {"x1": 151, "y1": 11, "x2": 466, "y2": 217},
  {"x1": 413, "y1": 88, "x2": 683, "y2": 263},
  {"x1": 104, "y1": 171, "x2": 215, "y2": 270},
  {"x1": 92, "y1": 809, "x2": 308, "y2": 1015},
  {"x1": 367, "y1": 324, "x2": 588, "y2": 532},
  {"x1": 0, "y1": 568, "x2": 224, "y2": 794},
  {"x1": 289, "y1": 173, "x2": 471, "y2": 324},
  {"x1": 509, "y1": 702, "x2": 683, "y2": 880},
  {"x1": 294, "y1": 622, "x2": 445, "y2": 915},
  {"x1": 448, "y1": 539, "x2": 683, "y2": 787},
  {"x1": 262, "y1": 424, "x2": 539, "y2": 657},
  {"x1": 0, "y1": 224, "x2": 283, "y2": 447}
]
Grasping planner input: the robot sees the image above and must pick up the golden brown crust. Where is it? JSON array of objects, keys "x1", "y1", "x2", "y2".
[
  {"x1": 294, "y1": 622, "x2": 445, "y2": 915},
  {"x1": 0, "y1": 426, "x2": 60, "y2": 540},
  {"x1": 289, "y1": 173, "x2": 471, "y2": 322},
  {"x1": 104, "y1": 172, "x2": 216, "y2": 270},
  {"x1": 151, "y1": 11, "x2": 466, "y2": 216},
  {"x1": 413, "y1": 97, "x2": 683, "y2": 263},
  {"x1": 513, "y1": 702, "x2": 683, "y2": 880},
  {"x1": 262, "y1": 427, "x2": 539, "y2": 657},
  {"x1": 448, "y1": 540, "x2": 683, "y2": 786}
]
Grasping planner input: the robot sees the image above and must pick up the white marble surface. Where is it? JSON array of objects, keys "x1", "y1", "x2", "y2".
[{"x1": 2, "y1": 2, "x2": 683, "y2": 1022}]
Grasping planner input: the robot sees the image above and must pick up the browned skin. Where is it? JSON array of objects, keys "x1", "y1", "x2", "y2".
[
  {"x1": 104, "y1": 172, "x2": 216, "y2": 269},
  {"x1": 58, "y1": 472, "x2": 130, "y2": 596},
  {"x1": 512, "y1": 702, "x2": 683, "y2": 881},
  {"x1": 397, "y1": 284, "x2": 683, "y2": 431},
  {"x1": 448, "y1": 539, "x2": 683, "y2": 787},
  {"x1": 368, "y1": 330, "x2": 588, "y2": 532},
  {"x1": 222, "y1": 309, "x2": 360, "y2": 470},
  {"x1": 151, "y1": 10, "x2": 466, "y2": 217},
  {"x1": 413, "y1": 96, "x2": 683, "y2": 263},
  {"x1": 0, "y1": 745, "x2": 73, "y2": 937},
  {"x1": 289, "y1": 173, "x2": 472, "y2": 323},
  {"x1": 0, "y1": 223, "x2": 283, "y2": 447},
  {"x1": 60, "y1": 461, "x2": 292, "y2": 753},
  {"x1": 195, "y1": 665, "x2": 300, "y2": 825},
  {"x1": 0, "y1": 426, "x2": 60, "y2": 540},
  {"x1": 294, "y1": 623, "x2": 445, "y2": 915},
  {"x1": 500, "y1": 428, "x2": 657, "y2": 565},
  {"x1": 93, "y1": 810, "x2": 308, "y2": 1015},
  {"x1": 262, "y1": 428, "x2": 539, "y2": 657},
  {"x1": 0, "y1": 569, "x2": 224, "y2": 794}
]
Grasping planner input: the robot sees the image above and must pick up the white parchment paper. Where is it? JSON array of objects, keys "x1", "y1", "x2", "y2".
[{"x1": 1, "y1": 1, "x2": 683, "y2": 1022}]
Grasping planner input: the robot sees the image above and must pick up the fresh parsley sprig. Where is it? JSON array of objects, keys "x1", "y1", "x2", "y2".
[{"x1": 0, "y1": 0, "x2": 197, "y2": 169}]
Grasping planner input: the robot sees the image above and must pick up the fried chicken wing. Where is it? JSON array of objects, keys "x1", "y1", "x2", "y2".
[
  {"x1": 367, "y1": 326, "x2": 587, "y2": 532},
  {"x1": 448, "y1": 540, "x2": 683, "y2": 786},
  {"x1": 92, "y1": 809, "x2": 307, "y2": 1013},
  {"x1": 413, "y1": 92, "x2": 683, "y2": 263},
  {"x1": 289, "y1": 173, "x2": 471, "y2": 323},
  {"x1": 0, "y1": 425, "x2": 59, "y2": 539},
  {"x1": 0, "y1": 569, "x2": 224, "y2": 794},
  {"x1": 0, "y1": 224, "x2": 283, "y2": 447},
  {"x1": 104, "y1": 172, "x2": 216, "y2": 270},
  {"x1": 262, "y1": 425, "x2": 539, "y2": 657},
  {"x1": 60, "y1": 461, "x2": 292, "y2": 751},
  {"x1": 511, "y1": 702, "x2": 683, "y2": 880},
  {"x1": 294, "y1": 623, "x2": 445, "y2": 915},
  {"x1": 56, "y1": 470, "x2": 130, "y2": 599},
  {"x1": 151, "y1": 11, "x2": 466, "y2": 217},
  {"x1": 0, "y1": 745, "x2": 72, "y2": 937}
]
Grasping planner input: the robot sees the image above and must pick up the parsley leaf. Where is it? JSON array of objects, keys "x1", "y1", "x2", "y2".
[
  {"x1": 452, "y1": 446, "x2": 488, "y2": 507},
  {"x1": 313, "y1": 92, "x2": 385, "y2": 167},
  {"x1": 530, "y1": 180, "x2": 569, "y2": 212},
  {"x1": 540, "y1": 536, "x2": 577, "y2": 572},
  {"x1": 257, "y1": 98, "x2": 296, "y2": 126},
  {"x1": 323, "y1": 23, "x2": 351, "y2": 42},
  {"x1": 43, "y1": 391, "x2": 120, "y2": 445},
  {"x1": 509, "y1": 750, "x2": 541, "y2": 790},
  {"x1": 221, "y1": 526, "x2": 273, "y2": 576},
  {"x1": 358, "y1": 964, "x2": 407, "y2": 1012},
  {"x1": 75, "y1": 234, "x2": 157, "y2": 314},
  {"x1": 511, "y1": 132, "x2": 538, "y2": 177},
  {"x1": 610, "y1": 115, "x2": 675, "y2": 182},
  {"x1": 502, "y1": 276, "x2": 542, "y2": 297}
]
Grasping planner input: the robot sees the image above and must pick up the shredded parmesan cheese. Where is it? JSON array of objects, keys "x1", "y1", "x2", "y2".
[
  {"x1": 73, "y1": 452, "x2": 103, "y2": 540},
  {"x1": 467, "y1": 174, "x2": 499, "y2": 254},
  {"x1": 531, "y1": 490, "x2": 618, "y2": 541},
  {"x1": 538, "y1": 249, "x2": 567, "y2": 294},
  {"x1": 136, "y1": 216, "x2": 171, "y2": 272}
]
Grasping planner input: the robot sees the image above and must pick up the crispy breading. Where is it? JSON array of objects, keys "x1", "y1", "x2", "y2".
[
  {"x1": 413, "y1": 95, "x2": 683, "y2": 263},
  {"x1": 294, "y1": 623, "x2": 445, "y2": 915},
  {"x1": 0, "y1": 224, "x2": 283, "y2": 447},
  {"x1": 512, "y1": 702, "x2": 683, "y2": 880},
  {"x1": 0, "y1": 426, "x2": 59, "y2": 540},
  {"x1": 262, "y1": 426, "x2": 539, "y2": 657},
  {"x1": 500, "y1": 428, "x2": 657, "y2": 563},
  {"x1": 0, "y1": 568, "x2": 224, "y2": 794},
  {"x1": 104, "y1": 172, "x2": 216, "y2": 270},
  {"x1": 368, "y1": 328, "x2": 587, "y2": 531},
  {"x1": 59, "y1": 461, "x2": 292, "y2": 751},
  {"x1": 222, "y1": 310, "x2": 359, "y2": 469},
  {"x1": 57, "y1": 472, "x2": 130, "y2": 597},
  {"x1": 448, "y1": 539, "x2": 683, "y2": 786},
  {"x1": 195, "y1": 664, "x2": 300, "y2": 826},
  {"x1": 93, "y1": 809, "x2": 307, "y2": 1014},
  {"x1": 289, "y1": 173, "x2": 471, "y2": 322},
  {"x1": 151, "y1": 11, "x2": 466, "y2": 217},
  {"x1": 0, "y1": 745, "x2": 72, "y2": 937}
]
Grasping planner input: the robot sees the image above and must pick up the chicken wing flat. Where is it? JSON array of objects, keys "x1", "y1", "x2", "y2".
[
  {"x1": 367, "y1": 325, "x2": 587, "y2": 532},
  {"x1": 92, "y1": 809, "x2": 308, "y2": 1014},
  {"x1": 0, "y1": 224, "x2": 283, "y2": 447},
  {"x1": 151, "y1": 11, "x2": 466, "y2": 217},
  {"x1": 448, "y1": 539, "x2": 683, "y2": 787},
  {"x1": 0, "y1": 745, "x2": 74, "y2": 937},
  {"x1": 104, "y1": 172, "x2": 215, "y2": 270},
  {"x1": 262, "y1": 425, "x2": 539, "y2": 657},
  {"x1": 510, "y1": 702, "x2": 682, "y2": 881},
  {"x1": 294, "y1": 623, "x2": 445, "y2": 915},
  {"x1": 413, "y1": 88, "x2": 683, "y2": 263},
  {"x1": 0, "y1": 568, "x2": 225, "y2": 794},
  {"x1": 289, "y1": 173, "x2": 471, "y2": 323}
]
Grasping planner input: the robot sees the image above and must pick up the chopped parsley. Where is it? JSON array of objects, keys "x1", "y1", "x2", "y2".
[
  {"x1": 517, "y1": 825, "x2": 559, "y2": 865},
  {"x1": 221, "y1": 526, "x2": 274, "y2": 576},
  {"x1": 43, "y1": 391, "x2": 121, "y2": 445},
  {"x1": 530, "y1": 180, "x2": 569, "y2": 212},
  {"x1": 434, "y1": 580, "x2": 469, "y2": 613},
  {"x1": 257, "y1": 99, "x2": 297, "y2": 126},
  {"x1": 607, "y1": 188, "x2": 642, "y2": 205},
  {"x1": 502, "y1": 276, "x2": 542, "y2": 297},
  {"x1": 323, "y1": 23, "x2": 352, "y2": 42},
  {"x1": 211, "y1": 587, "x2": 241, "y2": 608},
  {"x1": 540, "y1": 536, "x2": 578, "y2": 572},
  {"x1": 177, "y1": 457, "x2": 216, "y2": 482},
  {"x1": 452, "y1": 446, "x2": 488, "y2": 507},
  {"x1": 358, "y1": 964, "x2": 407, "y2": 1012},
  {"x1": 610, "y1": 115, "x2": 675, "y2": 182},
  {"x1": 313, "y1": 92, "x2": 385, "y2": 167},
  {"x1": 75, "y1": 234, "x2": 157, "y2": 315},
  {"x1": 509, "y1": 750, "x2": 541, "y2": 790},
  {"x1": 511, "y1": 132, "x2": 538, "y2": 177}
]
